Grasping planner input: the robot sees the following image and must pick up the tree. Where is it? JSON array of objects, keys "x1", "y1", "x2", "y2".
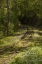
[{"x1": 7, "y1": 0, "x2": 10, "y2": 36}]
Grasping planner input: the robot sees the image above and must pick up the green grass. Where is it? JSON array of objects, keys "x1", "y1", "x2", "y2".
[
  {"x1": 0, "y1": 28, "x2": 42, "y2": 64},
  {"x1": 10, "y1": 29, "x2": 42, "y2": 64},
  {"x1": 10, "y1": 46, "x2": 42, "y2": 64},
  {"x1": 0, "y1": 36, "x2": 19, "y2": 46}
]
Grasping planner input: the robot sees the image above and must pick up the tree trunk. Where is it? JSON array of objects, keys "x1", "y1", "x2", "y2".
[{"x1": 7, "y1": 0, "x2": 10, "y2": 36}]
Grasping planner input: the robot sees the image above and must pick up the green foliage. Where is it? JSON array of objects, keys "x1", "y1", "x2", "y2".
[
  {"x1": 0, "y1": 0, "x2": 42, "y2": 37},
  {"x1": 11, "y1": 46, "x2": 42, "y2": 64}
]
